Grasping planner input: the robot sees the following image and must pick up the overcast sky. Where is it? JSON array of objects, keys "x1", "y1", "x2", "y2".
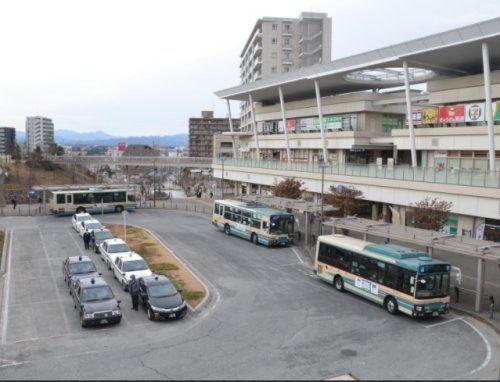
[{"x1": 0, "y1": 0, "x2": 498, "y2": 136}]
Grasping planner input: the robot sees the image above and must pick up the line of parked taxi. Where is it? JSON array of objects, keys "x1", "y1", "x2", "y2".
[{"x1": 63, "y1": 212, "x2": 188, "y2": 328}]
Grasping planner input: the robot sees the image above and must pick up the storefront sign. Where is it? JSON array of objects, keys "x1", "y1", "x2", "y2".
[
  {"x1": 438, "y1": 105, "x2": 465, "y2": 123},
  {"x1": 313, "y1": 115, "x2": 342, "y2": 130},
  {"x1": 422, "y1": 108, "x2": 438, "y2": 124},
  {"x1": 465, "y1": 103, "x2": 485, "y2": 122},
  {"x1": 286, "y1": 119, "x2": 296, "y2": 132},
  {"x1": 382, "y1": 115, "x2": 403, "y2": 131},
  {"x1": 493, "y1": 102, "x2": 500, "y2": 121}
]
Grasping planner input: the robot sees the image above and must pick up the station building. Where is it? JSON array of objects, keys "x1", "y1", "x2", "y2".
[{"x1": 214, "y1": 17, "x2": 500, "y2": 241}]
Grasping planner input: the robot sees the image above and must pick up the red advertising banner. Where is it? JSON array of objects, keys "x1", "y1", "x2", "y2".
[
  {"x1": 438, "y1": 105, "x2": 465, "y2": 123},
  {"x1": 117, "y1": 142, "x2": 127, "y2": 152},
  {"x1": 286, "y1": 119, "x2": 296, "y2": 132}
]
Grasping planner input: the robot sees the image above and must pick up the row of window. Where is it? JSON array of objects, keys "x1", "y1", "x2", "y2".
[
  {"x1": 318, "y1": 243, "x2": 416, "y2": 295},
  {"x1": 214, "y1": 203, "x2": 267, "y2": 230},
  {"x1": 56, "y1": 191, "x2": 133, "y2": 205}
]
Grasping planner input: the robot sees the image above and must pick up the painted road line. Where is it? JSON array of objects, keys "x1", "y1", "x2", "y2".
[
  {"x1": 1, "y1": 230, "x2": 13, "y2": 345},
  {"x1": 291, "y1": 247, "x2": 304, "y2": 264},
  {"x1": 38, "y1": 227, "x2": 71, "y2": 336},
  {"x1": 456, "y1": 318, "x2": 492, "y2": 379},
  {"x1": 0, "y1": 358, "x2": 23, "y2": 368},
  {"x1": 424, "y1": 317, "x2": 462, "y2": 328}
]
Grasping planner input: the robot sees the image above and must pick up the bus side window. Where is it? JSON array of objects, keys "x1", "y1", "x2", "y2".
[
  {"x1": 262, "y1": 221, "x2": 268, "y2": 230},
  {"x1": 377, "y1": 262, "x2": 386, "y2": 284},
  {"x1": 385, "y1": 264, "x2": 400, "y2": 290},
  {"x1": 67, "y1": 195, "x2": 72, "y2": 204},
  {"x1": 224, "y1": 211, "x2": 232, "y2": 220},
  {"x1": 214, "y1": 203, "x2": 220, "y2": 215},
  {"x1": 57, "y1": 194, "x2": 65, "y2": 204}
]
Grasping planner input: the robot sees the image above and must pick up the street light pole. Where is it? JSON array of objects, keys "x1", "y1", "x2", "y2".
[
  {"x1": 221, "y1": 158, "x2": 225, "y2": 200},
  {"x1": 153, "y1": 159, "x2": 157, "y2": 208},
  {"x1": 319, "y1": 162, "x2": 329, "y2": 236}
]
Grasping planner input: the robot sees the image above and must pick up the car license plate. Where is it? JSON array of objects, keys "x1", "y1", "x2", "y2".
[
  {"x1": 100, "y1": 319, "x2": 108, "y2": 324},
  {"x1": 169, "y1": 313, "x2": 176, "y2": 318},
  {"x1": 432, "y1": 312, "x2": 439, "y2": 317}
]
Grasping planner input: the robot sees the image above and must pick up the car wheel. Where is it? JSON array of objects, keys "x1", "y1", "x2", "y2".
[
  {"x1": 115, "y1": 205, "x2": 124, "y2": 213},
  {"x1": 147, "y1": 307, "x2": 154, "y2": 321},
  {"x1": 224, "y1": 224, "x2": 230, "y2": 235},
  {"x1": 108, "y1": 262, "x2": 112, "y2": 270},
  {"x1": 178, "y1": 309, "x2": 187, "y2": 320},
  {"x1": 334, "y1": 276, "x2": 344, "y2": 292},
  {"x1": 385, "y1": 297, "x2": 398, "y2": 315},
  {"x1": 251, "y1": 233, "x2": 258, "y2": 245}
]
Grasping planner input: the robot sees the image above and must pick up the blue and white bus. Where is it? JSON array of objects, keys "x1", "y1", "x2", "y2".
[{"x1": 212, "y1": 199, "x2": 294, "y2": 247}]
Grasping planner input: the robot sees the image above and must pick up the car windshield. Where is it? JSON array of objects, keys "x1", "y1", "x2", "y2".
[
  {"x1": 108, "y1": 243, "x2": 130, "y2": 253},
  {"x1": 81, "y1": 285, "x2": 114, "y2": 302},
  {"x1": 148, "y1": 283, "x2": 178, "y2": 298},
  {"x1": 86, "y1": 223, "x2": 102, "y2": 230},
  {"x1": 78, "y1": 215, "x2": 91, "y2": 222},
  {"x1": 415, "y1": 273, "x2": 450, "y2": 299},
  {"x1": 95, "y1": 231, "x2": 113, "y2": 240},
  {"x1": 123, "y1": 260, "x2": 148, "y2": 272},
  {"x1": 69, "y1": 261, "x2": 97, "y2": 275},
  {"x1": 269, "y1": 215, "x2": 294, "y2": 235}
]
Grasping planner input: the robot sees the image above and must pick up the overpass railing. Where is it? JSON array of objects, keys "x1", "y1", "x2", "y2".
[
  {"x1": 213, "y1": 158, "x2": 500, "y2": 188},
  {"x1": 49, "y1": 155, "x2": 212, "y2": 166}
]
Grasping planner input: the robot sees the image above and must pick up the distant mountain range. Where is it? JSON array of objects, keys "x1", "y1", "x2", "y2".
[{"x1": 16, "y1": 129, "x2": 188, "y2": 147}]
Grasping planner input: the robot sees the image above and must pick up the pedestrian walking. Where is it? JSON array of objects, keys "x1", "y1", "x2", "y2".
[
  {"x1": 38, "y1": 196, "x2": 43, "y2": 213},
  {"x1": 83, "y1": 231, "x2": 91, "y2": 250},
  {"x1": 129, "y1": 275, "x2": 140, "y2": 311},
  {"x1": 11, "y1": 196, "x2": 17, "y2": 210}
]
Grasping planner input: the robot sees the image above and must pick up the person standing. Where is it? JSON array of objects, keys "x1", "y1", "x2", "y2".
[
  {"x1": 83, "y1": 231, "x2": 91, "y2": 250},
  {"x1": 129, "y1": 274, "x2": 140, "y2": 311},
  {"x1": 11, "y1": 196, "x2": 16, "y2": 210}
]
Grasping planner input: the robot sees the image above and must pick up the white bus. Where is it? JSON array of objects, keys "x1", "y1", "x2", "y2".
[
  {"x1": 315, "y1": 234, "x2": 451, "y2": 318},
  {"x1": 49, "y1": 187, "x2": 137, "y2": 216}
]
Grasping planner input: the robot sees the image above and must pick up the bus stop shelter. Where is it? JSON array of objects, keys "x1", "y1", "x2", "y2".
[
  {"x1": 323, "y1": 216, "x2": 500, "y2": 312},
  {"x1": 238, "y1": 194, "x2": 337, "y2": 246}
]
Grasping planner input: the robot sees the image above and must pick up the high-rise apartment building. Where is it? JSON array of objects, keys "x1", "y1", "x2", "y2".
[
  {"x1": 25, "y1": 116, "x2": 55, "y2": 153},
  {"x1": 0, "y1": 127, "x2": 16, "y2": 156},
  {"x1": 189, "y1": 111, "x2": 240, "y2": 158},
  {"x1": 239, "y1": 12, "x2": 332, "y2": 131}
]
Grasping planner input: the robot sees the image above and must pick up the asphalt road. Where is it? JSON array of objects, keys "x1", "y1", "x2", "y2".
[{"x1": 0, "y1": 210, "x2": 499, "y2": 380}]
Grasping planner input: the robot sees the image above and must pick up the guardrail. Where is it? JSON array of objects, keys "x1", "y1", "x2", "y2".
[
  {"x1": 213, "y1": 159, "x2": 500, "y2": 188},
  {"x1": 49, "y1": 156, "x2": 213, "y2": 167}
]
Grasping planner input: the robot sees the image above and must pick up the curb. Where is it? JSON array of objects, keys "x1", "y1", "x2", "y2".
[
  {"x1": 0, "y1": 230, "x2": 11, "y2": 275},
  {"x1": 451, "y1": 306, "x2": 500, "y2": 334},
  {"x1": 122, "y1": 224, "x2": 213, "y2": 316}
]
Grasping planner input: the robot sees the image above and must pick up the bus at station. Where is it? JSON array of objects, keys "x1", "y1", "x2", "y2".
[
  {"x1": 212, "y1": 199, "x2": 294, "y2": 247},
  {"x1": 314, "y1": 234, "x2": 451, "y2": 318},
  {"x1": 49, "y1": 187, "x2": 137, "y2": 216}
]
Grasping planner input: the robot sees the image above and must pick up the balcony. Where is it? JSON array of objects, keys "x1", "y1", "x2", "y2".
[
  {"x1": 299, "y1": 44, "x2": 323, "y2": 57},
  {"x1": 213, "y1": 158, "x2": 500, "y2": 188},
  {"x1": 299, "y1": 30, "x2": 322, "y2": 44},
  {"x1": 282, "y1": 45, "x2": 292, "y2": 51}
]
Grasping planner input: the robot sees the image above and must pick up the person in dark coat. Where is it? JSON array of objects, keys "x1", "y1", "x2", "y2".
[
  {"x1": 83, "y1": 231, "x2": 91, "y2": 250},
  {"x1": 129, "y1": 274, "x2": 140, "y2": 311},
  {"x1": 11, "y1": 197, "x2": 16, "y2": 210}
]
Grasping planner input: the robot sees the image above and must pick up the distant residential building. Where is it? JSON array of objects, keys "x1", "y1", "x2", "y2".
[
  {"x1": 189, "y1": 111, "x2": 240, "y2": 158},
  {"x1": 122, "y1": 144, "x2": 158, "y2": 157},
  {"x1": 0, "y1": 127, "x2": 16, "y2": 157},
  {"x1": 25, "y1": 116, "x2": 55, "y2": 153},
  {"x1": 239, "y1": 12, "x2": 332, "y2": 132}
]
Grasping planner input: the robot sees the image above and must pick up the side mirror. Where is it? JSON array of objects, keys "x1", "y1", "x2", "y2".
[{"x1": 117, "y1": 300, "x2": 122, "y2": 304}]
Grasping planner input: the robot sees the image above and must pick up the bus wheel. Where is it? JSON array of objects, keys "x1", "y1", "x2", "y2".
[
  {"x1": 115, "y1": 205, "x2": 124, "y2": 213},
  {"x1": 224, "y1": 224, "x2": 230, "y2": 235},
  {"x1": 76, "y1": 207, "x2": 86, "y2": 214},
  {"x1": 385, "y1": 297, "x2": 398, "y2": 315},
  {"x1": 251, "y1": 233, "x2": 258, "y2": 245},
  {"x1": 334, "y1": 276, "x2": 344, "y2": 292}
]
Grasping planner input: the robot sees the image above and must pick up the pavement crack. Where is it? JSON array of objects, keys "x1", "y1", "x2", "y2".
[{"x1": 138, "y1": 355, "x2": 171, "y2": 380}]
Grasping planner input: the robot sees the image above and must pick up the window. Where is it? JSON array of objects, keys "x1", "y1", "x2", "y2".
[
  {"x1": 214, "y1": 203, "x2": 220, "y2": 214},
  {"x1": 127, "y1": 193, "x2": 136, "y2": 202},
  {"x1": 271, "y1": 66, "x2": 277, "y2": 73},
  {"x1": 284, "y1": 67, "x2": 290, "y2": 73},
  {"x1": 284, "y1": 23, "x2": 290, "y2": 31},
  {"x1": 284, "y1": 52, "x2": 290, "y2": 59},
  {"x1": 272, "y1": 24, "x2": 277, "y2": 30},
  {"x1": 56, "y1": 194, "x2": 65, "y2": 204},
  {"x1": 284, "y1": 38, "x2": 290, "y2": 46},
  {"x1": 66, "y1": 195, "x2": 72, "y2": 204},
  {"x1": 271, "y1": 38, "x2": 277, "y2": 45},
  {"x1": 271, "y1": 52, "x2": 277, "y2": 59}
]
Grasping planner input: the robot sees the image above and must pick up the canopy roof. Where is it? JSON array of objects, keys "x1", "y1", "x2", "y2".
[{"x1": 216, "y1": 17, "x2": 500, "y2": 103}]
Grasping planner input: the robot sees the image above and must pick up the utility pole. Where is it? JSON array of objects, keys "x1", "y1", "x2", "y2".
[
  {"x1": 319, "y1": 162, "x2": 329, "y2": 235},
  {"x1": 221, "y1": 158, "x2": 225, "y2": 200},
  {"x1": 153, "y1": 159, "x2": 157, "y2": 208}
]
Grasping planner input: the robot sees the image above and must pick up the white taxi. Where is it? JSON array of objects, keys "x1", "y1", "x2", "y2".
[
  {"x1": 112, "y1": 252, "x2": 152, "y2": 291},
  {"x1": 100, "y1": 238, "x2": 132, "y2": 270},
  {"x1": 72, "y1": 212, "x2": 92, "y2": 231}
]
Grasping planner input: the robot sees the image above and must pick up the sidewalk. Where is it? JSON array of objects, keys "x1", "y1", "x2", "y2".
[{"x1": 451, "y1": 301, "x2": 500, "y2": 334}]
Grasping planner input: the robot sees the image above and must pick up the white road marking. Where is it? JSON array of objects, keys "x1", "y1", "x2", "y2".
[
  {"x1": 456, "y1": 318, "x2": 492, "y2": 379},
  {"x1": 66, "y1": 227, "x2": 87, "y2": 256},
  {"x1": 424, "y1": 317, "x2": 462, "y2": 328},
  {"x1": 0, "y1": 358, "x2": 23, "y2": 368},
  {"x1": 1, "y1": 230, "x2": 13, "y2": 345},
  {"x1": 38, "y1": 227, "x2": 71, "y2": 336},
  {"x1": 291, "y1": 247, "x2": 304, "y2": 264}
]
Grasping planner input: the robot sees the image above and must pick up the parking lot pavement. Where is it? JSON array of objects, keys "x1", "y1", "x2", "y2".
[{"x1": 0, "y1": 210, "x2": 499, "y2": 380}]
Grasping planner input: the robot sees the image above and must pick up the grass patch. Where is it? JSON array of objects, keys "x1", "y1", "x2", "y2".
[
  {"x1": 104, "y1": 223, "x2": 205, "y2": 307},
  {"x1": 0, "y1": 230, "x2": 4, "y2": 264}
]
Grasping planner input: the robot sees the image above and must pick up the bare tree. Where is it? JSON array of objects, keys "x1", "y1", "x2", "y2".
[
  {"x1": 410, "y1": 197, "x2": 452, "y2": 232},
  {"x1": 271, "y1": 178, "x2": 305, "y2": 199},
  {"x1": 324, "y1": 185, "x2": 364, "y2": 217}
]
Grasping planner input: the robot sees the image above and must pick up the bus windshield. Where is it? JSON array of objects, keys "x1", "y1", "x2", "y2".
[
  {"x1": 415, "y1": 273, "x2": 450, "y2": 299},
  {"x1": 269, "y1": 215, "x2": 294, "y2": 235}
]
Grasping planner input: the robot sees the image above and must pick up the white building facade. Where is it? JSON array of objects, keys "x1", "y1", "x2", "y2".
[
  {"x1": 26, "y1": 116, "x2": 55, "y2": 153},
  {"x1": 216, "y1": 17, "x2": 500, "y2": 241}
]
